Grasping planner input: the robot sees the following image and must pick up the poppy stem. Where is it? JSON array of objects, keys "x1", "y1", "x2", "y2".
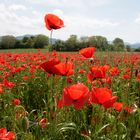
[{"x1": 50, "y1": 30, "x2": 53, "y2": 46}]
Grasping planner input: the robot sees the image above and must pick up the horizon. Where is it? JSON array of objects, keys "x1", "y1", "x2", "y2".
[
  {"x1": 0, "y1": 0, "x2": 140, "y2": 43},
  {"x1": 1, "y1": 34, "x2": 140, "y2": 45}
]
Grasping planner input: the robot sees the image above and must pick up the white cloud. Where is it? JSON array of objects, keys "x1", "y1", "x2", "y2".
[
  {"x1": 87, "y1": 0, "x2": 112, "y2": 7},
  {"x1": 67, "y1": 17, "x2": 119, "y2": 29},
  {"x1": 51, "y1": 9, "x2": 118, "y2": 29},
  {"x1": 0, "y1": 2, "x2": 119, "y2": 40},
  {"x1": 45, "y1": 9, "x2": 119, "y2": 40},
  {"x1": 52, "y1": 9, "x2": 64, "y2": 17},
  {"x1": 0, "y1": 3, "x2": 44, "y2": 36},
  {"x1": 24, "y1": 0, "x2": 112, "y2": 9},
  {"x1": 9, "y1": 4, "x2": 27, "y2": 11},
  {"x1": 0, "y1": 1, "x2": 139, "y2": 43},
  {"x1": 135, "y1": 15, "x2": 140, "y2": 24}
]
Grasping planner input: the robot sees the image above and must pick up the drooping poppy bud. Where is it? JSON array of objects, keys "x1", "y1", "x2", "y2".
[{"x1": 12, "y1": 99, "x2": 21, "y2": 106}]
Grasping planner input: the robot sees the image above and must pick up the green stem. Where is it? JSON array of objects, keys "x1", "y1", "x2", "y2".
[{"x1": 50, "y1": 30, "x2": 53, "y2": 46}]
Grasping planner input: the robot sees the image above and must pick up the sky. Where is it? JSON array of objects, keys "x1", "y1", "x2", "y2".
[{"x1": 0, "y1": 0, "x2": 140, "y2": 43}]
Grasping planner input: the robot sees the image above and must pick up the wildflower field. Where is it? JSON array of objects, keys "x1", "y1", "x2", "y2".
[{"x1": 0, "y1": 48, "x2": 140, "y2": 140}]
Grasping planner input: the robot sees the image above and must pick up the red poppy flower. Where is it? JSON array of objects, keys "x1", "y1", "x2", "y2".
[
  {"x1": 101, "y1": 77, "x2": 112, "y2": 85},
  {"x1": 91, "y1": 65, "x2": 109, "y2": 78},
  {"x1": 0, "y1": 128, "x2": 15, "y2": 140},
  {"x1": 22, "y1": 76, "x2": 29, "y2": 81},
  {"x1": 109, "y1": 67, "x2": 120, "y2": 76},
  {"x1": 39, "y1": 118, "x2": 48, "y2": 128},
  {"x1": 113, "y1": 102, "x2": 123, "y2": 112},
  {"x1": 78, "y1": 69, "x2": 86, "y2": 74},
  {"x1": 87, "y1": 65, "x2": 109, "y2": 82},
  {"x1": 12, "y1": 99, "x2": 21, "y2": 106},
  {"x1": 79, "y1": 47, "x2": 96, "y2": 58},
  {"x1": 89, "y1": 88, "x2": 117, "y2": 109},
  {"x1": 54, "y1": 61, "x2": 74, "y2": 76},
  {"x1": 44, "y1": 14, "x2": 64, "y2": 30},
  {"x1": 58, "y1": 83, "x2": 89, "y2": 110},
  {"x1": 66, "y1": 78, "x2": 73, "y2": 83},
  {"x1": 124, "y1": 106, "x2": 134, "y2": 113},
  {"x1": 3, "y1": 79, "x2": 15, "y2": 89},
  {"x1": 122, "y1": 74, "x2": 130, "y2": 79},
  {"x1": 40, "y1": 58, "x2": 60, "y2": 75},
  {"x1": 0, "y1": 84, "x2": 3, "y2": 94}
]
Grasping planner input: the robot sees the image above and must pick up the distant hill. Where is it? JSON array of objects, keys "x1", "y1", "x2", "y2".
[
  {"x1": 130, "y1": 43, "x2": 140, "y2": 48},
  {"x1": 16, "y1": 34, "x2": 35, "y2": 40},
  {"x1": 112, "y1": 42, "x2": 140, "y2": 49}
]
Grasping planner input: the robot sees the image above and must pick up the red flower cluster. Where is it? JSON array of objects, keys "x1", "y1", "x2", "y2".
[
  {"x1": 58, "y1": 83, "x2": 119, "y2": 110},
  {"x1": 88, "y1": 65, "x2": 109, "y2": 82},
  {"x1": 113, "y1": 102, "x2": 135, "y2": 113},
  {"x1": 40, "y1": 59, "x2": 74, "y2": 76},
  {"x1": 0, "y1": 128, "x2": 15, "y2": 140},
  {"x1": 2, "y1": 80, "x2": 15, "y2": 89},
  {"x1": 40, "y1": 58, "x2": 60, "y2": 74}
]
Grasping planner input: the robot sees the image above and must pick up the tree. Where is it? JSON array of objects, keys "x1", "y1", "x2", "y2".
[
  {"x1": 88, "y1": 36, "x2": 108, "y2": 51},
  {"x1": 15, "y1": 36, "x2": 35, "y2": 49},
  {"x1": 113, "y1": 38, "x2": 125, "y2": 51},
  {"x1": 0, "y1": 35, "x2": 16, "y2": 49},
  {"x1": 108, "y1": 44, "x2": 115, "y2": 51},
  {"x1": 22, "y1": 36, "x2": 29, "y2": 43},
  {"x1": 65, "y1": 35, "x2": 79, "y2": 51},
  {"x1": 134, "y1": 47, "x2": 140, "y2": 52},
  {"x1": 126, "y1": 45, "x2": 131, "y2": 52},
  {"x1": 33, "y1": 35, "x2": 49, "y2": 48},
  {"x1": 79, "y1": 36, "x2": 89, "y2": 49},
  {"x1": 26, "y1": 37, "x2": 34, "y2": 48},
  {"x1": 80, "y1": 36, "x2": 89, "y2": 43},
  {"x1": 52, "y1": 40, "x2": 66, "y2": 51}
]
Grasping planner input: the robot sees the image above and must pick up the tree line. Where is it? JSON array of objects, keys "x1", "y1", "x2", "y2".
[
  {"x1": 0, "y1": 34, "x2": 139, "y2": 51},
  {"x1": 0, "y1": 35, "x2": 49, "y2": 49}
]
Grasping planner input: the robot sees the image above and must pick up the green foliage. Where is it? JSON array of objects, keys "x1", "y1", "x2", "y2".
[
  {"x1": 0, "y1": 51, "x2": 140, "y2": 139},
  {"x1": 65, "y1": 35, "x2": 79, "y2": 51},
  {"x1": 15, "y1": 36, "x2": 35, "y2": 49},
  {"x1": 0, "y1": 35, "x2": 16, "y2": 49},
  {"x1": 52, "y1": 40, "x2": 66, "y2": 51},
  {"x1": 0, "y1": 35, "x2": 49, "y2": 49},
  {"x1": 113, "y1": 37, "x2": 125, "y2": 51},
  {"x1": 126, "y1": 45, "x2": 131, "y2": 52},
  {"x1": 88, "y1": 36, "x2": 108, "y2": 51},
  {"x1": 0, "y1": 34, "x2": 134, "y2": 52},
  {"x1": 33, "y1": 34, "x2": 49, "y2": 49},
  {"x1": 134, "y1": 47, "x2": 140, "y2": 52}
]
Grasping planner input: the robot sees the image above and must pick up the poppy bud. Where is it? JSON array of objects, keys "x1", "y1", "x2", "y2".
[{"x1": 12, "y1": 99, "x2": 21, "y2": 106}]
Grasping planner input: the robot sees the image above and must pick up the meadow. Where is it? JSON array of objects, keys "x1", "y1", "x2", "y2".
[{"x1": 0, "y1": 48, "x2": 140, "y2": 140}]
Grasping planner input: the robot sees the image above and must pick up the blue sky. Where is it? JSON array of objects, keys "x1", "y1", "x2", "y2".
[{"x1": 0, "y1": 0, "x2": 140, "y2": 43}]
